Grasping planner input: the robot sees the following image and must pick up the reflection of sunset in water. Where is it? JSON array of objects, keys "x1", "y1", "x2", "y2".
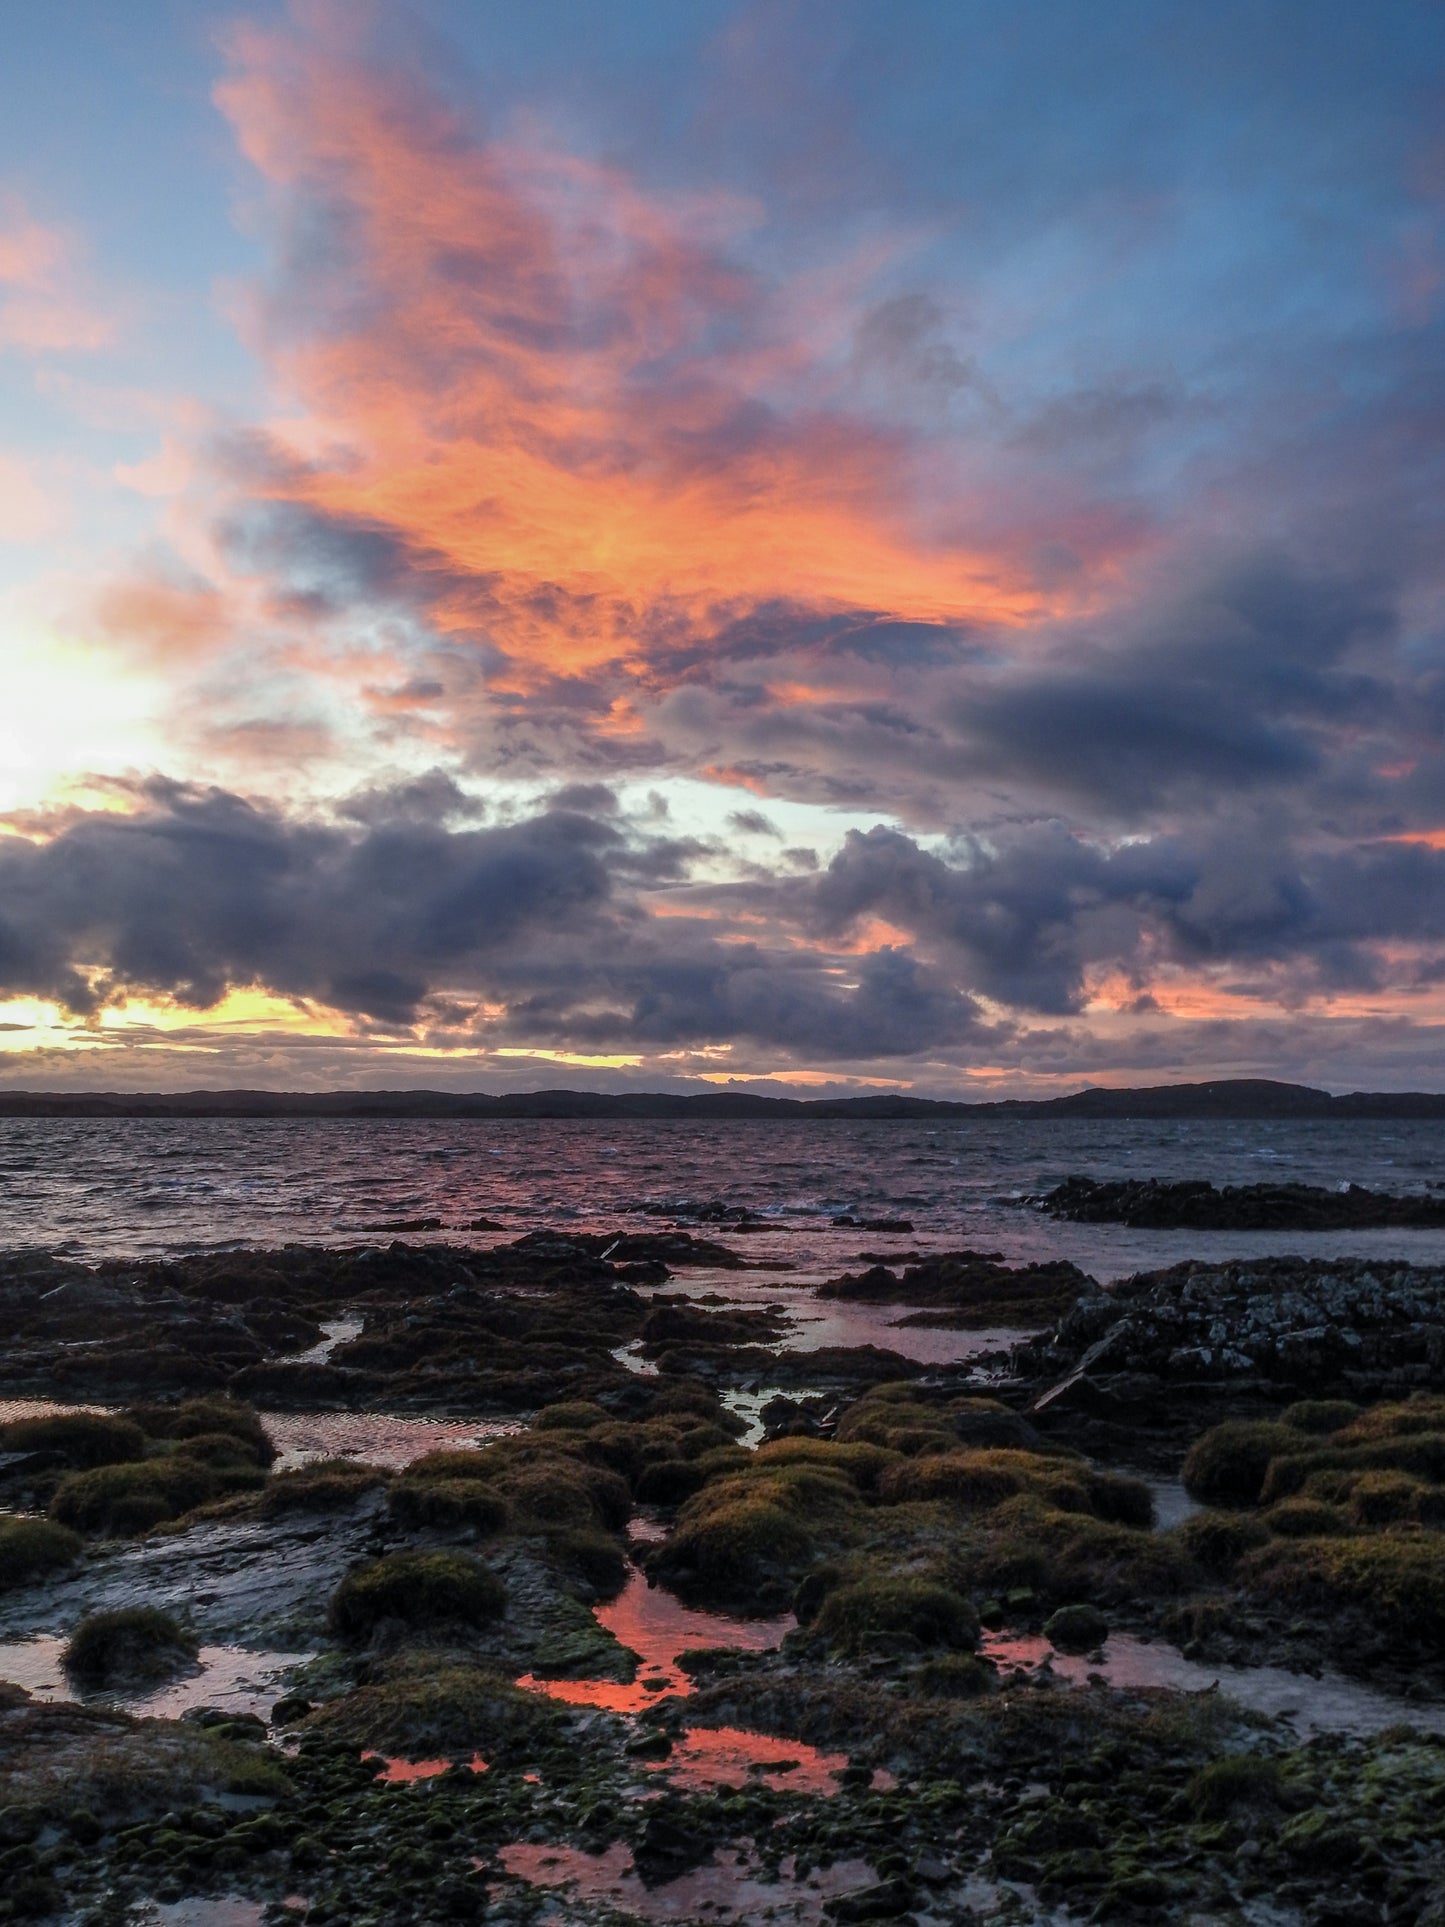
[
  {"x1": 364, "y1": 1752, "x2": 487, "y2": 1782},
  {"x1": 517, "y1": 1567, "x2": 793, "y2": 1713},
  {"x1": 497, "y1": 1840, "x2": 880, "y2": 1923},
  {"x1": 647, "y1": 1725, "x2": 848, "y2": 1795}
]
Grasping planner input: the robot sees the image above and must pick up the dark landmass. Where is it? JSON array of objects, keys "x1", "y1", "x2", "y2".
[
  {"x1": 1039, "y1": 1175, "x2": 1445, "y2": 1230},
  {"x1": 3, "y1": 1074, "x2": 1445, "y2": 1119}
]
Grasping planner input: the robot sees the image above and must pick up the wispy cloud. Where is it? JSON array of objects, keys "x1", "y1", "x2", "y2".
[{"x1": 0, "y1": 194, "x2": 114, "y2": 355}]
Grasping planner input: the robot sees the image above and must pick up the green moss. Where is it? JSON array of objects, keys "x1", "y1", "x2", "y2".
[
  {"x1": 49, "y1": 1457, "x2": 224, "y2": 1535},
  {"x1": 915, "y1": 1652, "x2": 996, "y2": 1698},
  {"x1": 0, "y1": 1412, "x2": 146, "y2": 1469},
  {"x1": 1259, "y1": 1433, "x2": 1445, "y2": 1503},
  {"x1": 1181, "y1": 1421, "x2": 1301, "y2": 1507},
  {"x1": 1359, "y1": 1472, "x2": 1445, "y2": 1527},
  {"x1": 387, "y1": 1477, "x2": 511, "y2": 1533},
  {"x1": 632, "y1": 1458, "x2": 707, "y2": 1506},
  {"x1": 974, "y1": 1495, "x2": 1194, "y2": 1607},
  {"x1": 1240, "y1": 1530, "x2": 1445, "y2": 1645},
  {"x1": 1282, "y1": 1399, "x2": 1360, "y2": 1436},
  {"x1": 1263, "y1": 1498, "x2": 1351, "y2": 1537},
  {"x1": 302, "y1": 1659, "x2": 560, "y2": 1758},
  {"x1": 1171, "y1": 1509, "x2": 1270, "y2": 1576},
  {"x1": 545, "y1": 1525, "x2": 629, "y2": 1599},
  {"x1": 259, "y1": 1460, "x2": 386, "y2": 1516},
  {"x1": 533, "y1": 1401, "x2": 613, "y2": 1432},
  {"x1": 1083, "y1": 1469, "x2": 1155, "y2": 1529},
  {"x1": 122, "y1": 1397, "x2": 275, "y2": 1467},
  {"x1": 878, "y1": 1447, "x2": 1085, "y2": 1512},
  {"x1": 63, "y1": 1607, "x2": 198, "y2": 1685},
  {"x1": 1336, "y1": 1395, "x2": 1445, "y2": 1441},
  {"x1": 752, "y1": 1438, "x2": 901, "y2": 1492},
  {"x1": 170, "y1": 1430, "x2": 262, "y2": 1471},
  {"x1": 645, "y1": 1463, "x2": 859, "y2": 1610},
  {"x1": 327, "y1": 1550, "x2": 506, "y2": 1642},
  {"x1": 834, "y1": 1393, "x2": 956, "y2": 1456},
  {"x1": 814, "y1": 1576, "x2": 979, "y2": 1654},
  {"x1": 0, "y1": 1517, "x2": 82, "y2": 1590}
]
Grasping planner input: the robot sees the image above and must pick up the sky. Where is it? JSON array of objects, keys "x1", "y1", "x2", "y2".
[{"x1": 1, "y1": 0, "x2": 1444, "y2": 1097}]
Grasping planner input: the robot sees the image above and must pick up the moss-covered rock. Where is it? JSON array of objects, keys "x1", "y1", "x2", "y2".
[
  {"x1": 123, "y1": 1397, "x2": 275, "y2": 1467},
  {"x1": 63, "y1": 1607, "x2": 198, "y2": 1685},
  {"x1": 258, "y1": 1459, "x2": 386, "y2": 1515},
  {"x1": 1043, "y1": 1603, "x2": 1109, "y2": 1654},
  {"x1": 327, "y1": 1551, "x2": 506, "y2": 1643},
  {"x1": 1240, "y1": 1530, "x2": 1445, "y2": 1649},
  {"x1": 0, "y1": 1412, "x2": 146, "y2": 1469},
  {"x1": 0, "y1": 1517, "x2": 82, "y2": 1591},
  {"x1": 1170, "y1": 1508, "x2": 1270, "y2": 1576},
  {"x1": 49, "y1": 1457, "x2": 225, "y2": 1535},
  {"x1": 814, "y1": 1576, "x2": 979, "y2": 1654},
  {"x1": 1181, "y1": 1421, "x2": 1300, "y2": 1507},
  {"x1": 301, "y1": 1659, "x2": 560, "y2": 1759}
]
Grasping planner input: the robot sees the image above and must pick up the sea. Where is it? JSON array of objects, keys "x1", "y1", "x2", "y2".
[{"x1": 1, "y1": 1113, "x2": 1443, "y2": 1282}]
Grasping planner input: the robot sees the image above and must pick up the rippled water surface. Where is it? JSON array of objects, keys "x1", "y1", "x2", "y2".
[{"x1": 1, "y1": 1115, "x2": 1443, "y2": 1277}]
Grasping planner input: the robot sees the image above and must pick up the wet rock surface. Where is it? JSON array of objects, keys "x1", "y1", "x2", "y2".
[
  {"x1": 0, "y1": 1234, "x2": 763, "y2": 1414},
  {"x1": 818, "y1": 1250, "x2": 1090, "y2": 1330},
  {"x1": 1038, "y1": 1175, "x2": 1445, "y2": 1231}
]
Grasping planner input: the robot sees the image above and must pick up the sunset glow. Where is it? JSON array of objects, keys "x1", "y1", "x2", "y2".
[{"x1": 2, "y1": 3, "x2": 1444, "y2": 1095}]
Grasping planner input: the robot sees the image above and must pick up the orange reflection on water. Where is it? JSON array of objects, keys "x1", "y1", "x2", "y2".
[
  {"x1": 650, "y1": 1724, "x2": 847, "y2": 1795},
  {"x1": 517, "y1": 1568, "x2": 794, "y2": 1714},
  {"x1": 365, "y1": 1752, "x2": 488, "y2": 1782}
]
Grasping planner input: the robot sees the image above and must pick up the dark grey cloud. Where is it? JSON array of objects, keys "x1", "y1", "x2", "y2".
[
  {"x1": 0, "y1": 783, "x2": 620, "y2": 1025},
  {"x1": 0, "y1": 786, "x2": 995, "y2": 1062},
  {"x1": 808, "y1": 816, "x2": 1445, "y2": 1015}
]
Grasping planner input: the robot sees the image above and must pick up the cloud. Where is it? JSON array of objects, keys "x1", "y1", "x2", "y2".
[
  {"x1": 0, "y1": 452, "x2": 61, "y2": 543},
  {"x1": 0, "y1": 195, "x2": 114, "y2": 355},
  {"x1": 199, "y1": 9, "x2": 1071, "y2": 708}
]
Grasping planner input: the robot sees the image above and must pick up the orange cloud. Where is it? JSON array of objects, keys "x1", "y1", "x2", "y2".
[{"x1": 210, "y1": 15, "x2": 1074, "y2": 697}]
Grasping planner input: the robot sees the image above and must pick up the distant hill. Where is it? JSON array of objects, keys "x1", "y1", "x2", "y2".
[{"x1": 0, "y1": 1078, "x2": 1442, "y2": 1120}]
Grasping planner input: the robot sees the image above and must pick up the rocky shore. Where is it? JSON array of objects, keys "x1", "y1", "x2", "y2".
[
  {"x1": 1036, "y1": 1177, "x2": 1445, "y2": 1232},
  {"x1": 1, "y1": 1227, "x2": 1443, "y2": 1926}
]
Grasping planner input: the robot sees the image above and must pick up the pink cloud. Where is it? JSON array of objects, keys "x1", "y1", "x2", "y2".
[{"x1": 0, "y1": 194, "x2": 114, "y2": 355}]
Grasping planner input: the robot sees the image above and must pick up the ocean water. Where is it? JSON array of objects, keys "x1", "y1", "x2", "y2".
[{"x1": 0, "y1": 1114, "x2": 1443, "y2": 1280}]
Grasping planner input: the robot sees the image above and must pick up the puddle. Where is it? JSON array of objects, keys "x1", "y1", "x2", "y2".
[
  {"x1": 1147, "y1": 1477, "x2": 1199, "y2": 1531},
  {"x1": 719, "y1": 1385, "x2": 810, "y2": 1448},
  {"x1": 984, "y1": 1630, "x2": 1445, "y2": 1737},
  {"x1": 0, "y1": 1397, "x2": 106, "y2": 1422},
  {"x1": 0, "y1": 1632, "x2": 312, "y2": 1722},
  {"x1": 260, "y1": 1410, "x2": 522, "y2": 1472},
  {"x1": 649, "y1": 1725, "x2": 852, "y2": 1795},
  {"x1": 289, "y1": 1316, "x2": 364, "y2": 1364},
  {"x1": 365, "y1": 1751, "x2": 487, "y2": 1782},
  {"x1": 137, "y1": 1904, "x2": 269, "y2": 1927},
  {"x1": 612, "y1": 1341, "x2": 661, "y2": 1378},
  {"x1": 517, "y1": 1566, "x2": 870, "y2": 1801},
  {"x1": 518, "y1": 1567, "x2": 793, "y2": 1714},
  {"x1": 498, "y1": 1841, "x2": 877, "y2": 1925},
  {"x1": 0, "y1": 1396, "x2": 523, "y2": 1475},
  {"x1": 653, "y1": 1266, "x2": 1021, "y2": 1367}
]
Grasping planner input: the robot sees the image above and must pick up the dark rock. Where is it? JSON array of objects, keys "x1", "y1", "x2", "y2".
[
  {"x1": 825, "y1": 1878, "x2": 918, "y2": 1920},
  {"x1": 1038, "y1": 1175, "x2": 1445, "y2": 1232},
  {"x1": 1044, "y1": 1604, "x2": 1109, "y2": 1654},
  {"x1": 819, "y1": 1250, "x2": 1090, "y2": 1330}
]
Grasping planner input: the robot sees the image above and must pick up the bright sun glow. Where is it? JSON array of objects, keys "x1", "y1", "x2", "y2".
[{"x1": 0, "y1": 628, "x2": 164, "y2": 813}]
